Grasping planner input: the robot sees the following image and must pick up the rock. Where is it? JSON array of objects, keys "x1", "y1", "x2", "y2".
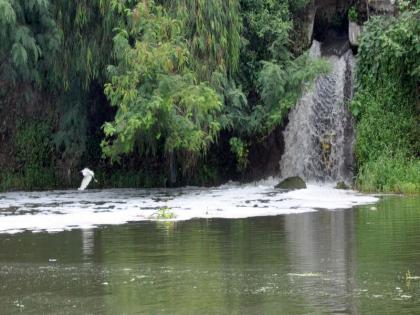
[
  {"x1": 349, "y1": 22, "x2": 363, "y2": 47},
  {"x1": 275, "y1": 176, "x2": 307, "y2": 190},
  {"x1": 335, "y1": 181, "x2": 349, "y2": 189}
]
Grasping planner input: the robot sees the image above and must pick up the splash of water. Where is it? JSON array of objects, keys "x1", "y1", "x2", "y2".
[{"x1": 280, "y1": 40, "x2": 356, "y2": 183}]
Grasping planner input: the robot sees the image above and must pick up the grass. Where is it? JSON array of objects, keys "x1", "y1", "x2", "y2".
[{"x1": 356, "y1": 155, "x2": 420, "y2": 194}]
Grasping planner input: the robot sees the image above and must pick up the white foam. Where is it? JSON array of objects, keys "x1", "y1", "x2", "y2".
[{"x1": 0, "y1": 183, "x2": 378, "y2": 234}]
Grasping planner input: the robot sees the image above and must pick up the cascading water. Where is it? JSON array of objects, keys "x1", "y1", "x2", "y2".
[{"x1": 280, "y1": 40, "x2": 356, "y2": 183}]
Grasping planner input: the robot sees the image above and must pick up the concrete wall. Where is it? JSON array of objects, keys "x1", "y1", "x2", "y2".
[
  {"x1": 369, "y1": 0, "x2": 396, "y2": 14},
  {"x1": 305, "y1": 0, "x2": 396, "y2": 46},
  {"x1": 306, "y1": 0, "x2": 352, "y2": 41}
]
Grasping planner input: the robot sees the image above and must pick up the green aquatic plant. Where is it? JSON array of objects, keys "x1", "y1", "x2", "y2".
[
  {"x1": 154, "y1": 207, "x2": 176, "y2": 220},
  {"x1": 405, "y1": 269, "x2": 420, "y2": 288}
]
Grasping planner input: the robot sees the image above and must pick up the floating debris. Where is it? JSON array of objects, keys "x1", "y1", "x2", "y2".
[{"x1": 406, "y1": 270, "x2": 420, "y2": 280}]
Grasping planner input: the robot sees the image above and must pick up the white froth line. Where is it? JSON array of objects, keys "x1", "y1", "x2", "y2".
[
  {"x1": 0, "y1": 207, "x2": 316, "y2": 234},
  {"x1": 0, "y1": 185, "x2": 379, "y2": 234}
]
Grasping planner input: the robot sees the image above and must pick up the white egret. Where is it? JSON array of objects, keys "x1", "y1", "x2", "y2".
[{"x1": 78, "y1": 168, "x2": 97, "y2": 190}]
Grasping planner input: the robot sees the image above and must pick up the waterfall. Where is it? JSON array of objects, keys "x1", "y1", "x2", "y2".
[{"x1": 279, "y1": 40, "x2": 356, "y2": 183}]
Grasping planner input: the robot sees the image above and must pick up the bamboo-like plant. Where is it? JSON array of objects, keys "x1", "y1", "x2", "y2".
[{"x1": 102, "y1": 1, "x2": 222, "y2": 176}]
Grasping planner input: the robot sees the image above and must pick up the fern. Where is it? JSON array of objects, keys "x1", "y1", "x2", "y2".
[
  {"x1": 0, "y1": 0, "x2": 16, "y2": 26},
  {"x1": 255, "y1": 53, "x2": 330, "y2": 134},
  {"x1": 11, "y1": 43, "x2": 28, "y2": 66}
]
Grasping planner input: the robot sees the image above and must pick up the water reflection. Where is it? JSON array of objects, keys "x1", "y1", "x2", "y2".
[
  {"x1": 82, "y1": 229, "x2": 95, "y2": 259},
  {"x1": 285, "y1": 211, "x2": 357, "y2": 314}
]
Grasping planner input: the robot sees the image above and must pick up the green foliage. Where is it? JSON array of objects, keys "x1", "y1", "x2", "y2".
[
  {"x1": 193, "y1": 163, "x2": 219, "y2": 186},
  {"x1": 51, "y1": 0, "x2": 124, "y2": 89},
  {"x1": 288, "y1": 0, "x2": 309, "y2": 13},
  {"x1": 15, "y1": 120, "x2": 52, "y2": 169},
  {"x1": 255, "y1": 54, "x2": 330, "y2": 134},
  {"x1": 4, "y1": 120, "x2": 57, "y2": 190},
  {"x1": 50, "y1": 0, "x2": 127, "y2": 164},
  {"x1": 348, "y1": 6, "x2": 358, "y2": 23},
  {"x1": 353, "y1": 85, "x2": 418, "y2": 167},
  {"x1": 0, "y1": 0, "x2": 61, "y2": 84},
  {"x1": 0, "y1": 0, "x2": 128, "y2": 173},
  {"x1": 398, "y1": 0, "x2": 418, "y2": 12},
  {"x1": 95, "y1": 169, "x2": 166, "y2": 188},
  {"x1": 356, "y1": 155, "x2": 420, "y2": 194},
  {"x1": 102, "y1": 0, "x2": 327, "y2": 179},
  {"x1": 102, "y1": 1, "x2": 222, "y2": 172},
  {"x1": 229, "y1": 137, "x2": 249, "y2": 171},
  {"x1": 240, "y1": 0, "x2": 292, "y2": 63},
  {"x1": 220, "y1": 54, "x2": 329, "y2": 139},
  {"x1": 170, "y1": 0, "x2": 242, "y2": 80},
  {"x1": 0, "y1": 0, "x2": 350, "y2": 189},
  {"x1": 228, "y1": 0, "x2": 328, "y2": 139},
  {"x1": 354, "y1": 8, "x2": 419, "y2": 95},
  {"x1": 353, "y1": 6, "x2": 420, "y2": 193}
]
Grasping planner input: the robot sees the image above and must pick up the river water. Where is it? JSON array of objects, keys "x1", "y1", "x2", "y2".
[{"x1": 0, "y1": 185, "x2": 419, "y2": 314}]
